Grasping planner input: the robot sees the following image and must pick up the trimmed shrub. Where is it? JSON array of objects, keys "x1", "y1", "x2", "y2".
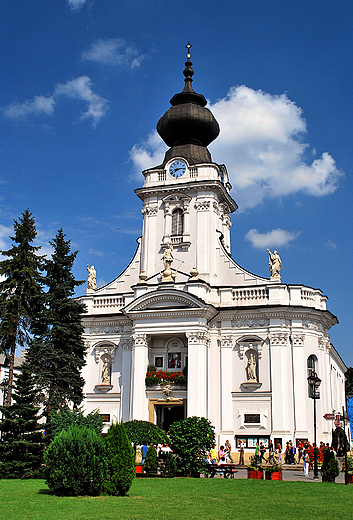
[
  {"x1": 44, "y1": 425, "x2": 105, "y2": 496},
  {"x1": 321, "y1": 448, "x2": 339, "y2": 480},
  {"x1": 51, "y1": 406, "x2": 103, "y2": 437},
  {"x1": 169, "y1": 416, "x2": 215, "y2": 476},
  {"x1": 144, "y1": 444, "x2": 158, "y2": 473},
  {"x1": 124, "y1": 420, "x2": 168, "y2": 446},
  {"x1": 162, "y1": 452, "x2": 178, "y2": 477},
  {"x1": 104, "y1": 422, "x2": 135, "y2": 496}
]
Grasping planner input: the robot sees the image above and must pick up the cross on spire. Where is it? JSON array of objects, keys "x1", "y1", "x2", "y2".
[{"x1": 186, "y1": 42, "x2": 192, "y2": 60}]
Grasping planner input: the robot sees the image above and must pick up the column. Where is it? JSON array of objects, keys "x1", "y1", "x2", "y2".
[
  {"x1": 290, "y1": 333, "x2": 307, "y2": 436},
  {"x1": 163, "y1": 202, "x2": 172, "y2": 244},
  {"x1": 186, "y1": 330, "x2": 210, "y2": 418},
  {"x1": 131, "y1": 333, "x2": 149, "y2": 421},
  {"x1": 120, "y1": 338, "x2": 132, "y2": 422},
  {"x1": 269, "y1": 332, "x2": 294, "y2": 439},
  {"x1": 220, "y1": 335, "x2": 233, "y2": 432}
]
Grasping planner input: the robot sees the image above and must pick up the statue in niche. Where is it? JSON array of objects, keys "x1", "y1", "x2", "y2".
[
  {"x1": 246, "y1": 353, "x2": 257, "y2": 382},
  {"x1": 101, "y1": 357, "x2": 111, "y2": 385},
  {"x1": 87, "y1": 264, "x2": 97, "y2": 290},
  {"x1": 267, "y1": 249, "x2": 282, "y2": 280}
]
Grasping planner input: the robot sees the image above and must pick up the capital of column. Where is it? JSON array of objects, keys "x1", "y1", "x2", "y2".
[
  {"x1": 269, "y1": 332, "x2": 289, "y2": 346},
  {"x1": 220, "y1": 335, "x2": 233, "y2": 348},
  {"x1": 186, "y1": 330, "x2": 210, "y2": 346},
  {"x1": 132, "y1": 333, "x2": 148, "y2": 347}
]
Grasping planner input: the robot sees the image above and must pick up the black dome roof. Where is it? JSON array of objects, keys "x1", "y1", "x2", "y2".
[{"x1": 157, "y1": 48, "x2": 219, "y2": 164}]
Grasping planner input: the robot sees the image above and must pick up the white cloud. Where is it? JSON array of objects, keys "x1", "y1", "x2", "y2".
[
  {"x1": 67, "y1": 0, "x2": 87, "y2": 12},
  {"x1": 54, "y1": 76, "x2": 109, "y2": 127},
  {"x1": 82, "y1": 39, "x2": 145, "y2": 69},
  {"x1": 0, "y1": 224, "x2": 13, "y2": 249},
  {"x1": 129, "y1": 85, "x2": 343, "y2": 208},
  {"x1": 2, "y1": 76, "x2": 108, "y2": 127},
  {"x1": 325, "y1": 239, "x2": 337, "y2": 249},
  {"x1": 2, "y1": 95, "x2": 55, "y2": 121},
  {"x1": 245, "y1": 228, "x2": 300, "y2": 249},
  {"x1": 129, "y1": 131, "x2": 167, "y2": 177}
]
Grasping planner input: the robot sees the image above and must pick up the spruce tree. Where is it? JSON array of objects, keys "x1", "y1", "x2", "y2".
[
  {"x1": 0, "y1": 362, "x2": 44, "y2": 478},
  {"x1": 27, "y1": 228, "x2": 86, "y2": 438},
  {"x1": 0, "y1": 209, "x2": 44, "y2": 405}
]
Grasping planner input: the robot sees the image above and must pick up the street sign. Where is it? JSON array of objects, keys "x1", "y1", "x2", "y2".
[
  {"x1": 334, "y1": 420, "x2": 341, "y2": 427},
  {"x1": 323, "y1": 413, "x2": 335, "y2": 420}
]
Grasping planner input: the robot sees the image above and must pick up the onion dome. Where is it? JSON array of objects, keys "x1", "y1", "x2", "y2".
[{"x1": 157, "y1": 44, "x2": 220, "y2": 165}]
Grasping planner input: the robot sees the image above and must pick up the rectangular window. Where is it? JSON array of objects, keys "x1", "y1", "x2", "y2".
[
  {"x1": 244, "y1": 413, "x2": 260, "y2": 424},
  {"x1": 235, "y1": 436, "x2": 271, "y2": 449},
  {"x1": 236, "y1": 438, "x2": 247, "y2": 448},
  {"x1": 168, "y1": 352, "x2": 181, "y2": 369},
  {"x1": 155, "y1": 357, "x2": 163, "y2": 368}
]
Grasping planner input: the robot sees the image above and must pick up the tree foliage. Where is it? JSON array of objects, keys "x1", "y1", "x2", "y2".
[
  {"x1": 345, "y1": 367, "x2": 353, "y2": 396},
  {"x1": 169, "y1": 416, "x2": 215, "y2": 476},
  {"x1": 0, "y1": 362, "x2": 44, "y2": 478},
  {"x1": 104, "y1": 422, "x2": 135, "y2": 496},
  {"x1": 27, "y1": 229, "x2": 86, "y2": 436},
  {"x1": 124, "y1": 419, "x2": 169, "y2": 446},
  {"x1": 0, "y1": 210, "x2": 44, "y2": 404},
  {"x1": 144, "y1": 444, "x2": 158, "y2": 473},
  {"x1": 50, "y1": 406, "x2": 103, "y2": 438},
  {"x1": 44, "y1": 424, "x2": 105, "y2": 496},
  {"x1": 321, "y1": 447, "x2": 339, "y2": 479}
]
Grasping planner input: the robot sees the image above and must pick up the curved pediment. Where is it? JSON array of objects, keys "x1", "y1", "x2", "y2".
[{"x1": 123, "y1": 289, "x2": 207, "y2": 313}]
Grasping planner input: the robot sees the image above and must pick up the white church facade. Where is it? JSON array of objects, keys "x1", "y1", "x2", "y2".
[{"x1": 79, "y1": 50, "x2": 346, "y2": 452}]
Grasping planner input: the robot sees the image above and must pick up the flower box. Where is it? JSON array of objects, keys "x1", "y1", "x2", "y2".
[
  {"x1": 349, "y1": 474, "x2": 353, "y2": 484},
  {"x1": 248, "y1": 469, "x2": 263, "y2": 480},
  {"x1": 135, "y1": 465, "x2": 143, "y2": 474},
  {"x1": 145, "y1": 370, "x2": 187, "y2": 387},
  {"x1": 265, "y1": 470, "x2": 282, "y2": 480}
]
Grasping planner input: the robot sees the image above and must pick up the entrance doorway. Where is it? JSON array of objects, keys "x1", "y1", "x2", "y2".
[{"x1": 155, "y1": 404, "x2": 185, "y2": 432}]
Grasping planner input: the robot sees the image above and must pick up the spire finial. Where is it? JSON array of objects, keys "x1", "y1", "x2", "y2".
[{"x1": 186, "y1": 42, "x2": 192, "y2": 60}]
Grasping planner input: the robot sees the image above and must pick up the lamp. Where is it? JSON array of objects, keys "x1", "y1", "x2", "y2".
[{"x1": 307, "y1": 371, "x2": 321, "y2": 479}]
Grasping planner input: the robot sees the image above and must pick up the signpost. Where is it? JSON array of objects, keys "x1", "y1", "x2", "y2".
[{"x1": 323, "y1": 413, "x2": 335, "y2": 420}]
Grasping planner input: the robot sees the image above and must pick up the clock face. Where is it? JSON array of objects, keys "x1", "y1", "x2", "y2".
[{"x1": 169, "y1": 160, "x2": 186, "y2": 178}]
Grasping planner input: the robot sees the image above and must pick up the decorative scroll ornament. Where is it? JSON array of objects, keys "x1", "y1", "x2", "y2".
[
  {"x1": 132, "y1": 333, "x2": 148, "y2": 347},
  {"x1": 232, "y1": 318, "x2": 269, "y2": 328},
  {"x1": 195, "y1": 200, "x2": 210, "y2": 212},
  {"x1": 291, "y1": 334, "x2": 305, "y2": 347},
  {"x1": 237, "y1": 340, "x2": 264, "y2": 359},
  {"x1": 90, "y1": 323, "x2": 123, "y2": 334},
  {"x1": 142, "y1": 204, "x2": 158, "y2": 216},
  {"x1": 121, "y1": 338, "x2": 133, "y2": 351},
  {"x1": 220, "y1": 335, "x2": 233, "y2": 348},
  {"x1": 269, "y1": 333, "x2": 288, "y2": 346},
  {"x1": 186, "y1": 331, "x2": 210, "y2": 346},
  {"x1": 93, "y1": 344, "x2": 117, "y2": 363}
]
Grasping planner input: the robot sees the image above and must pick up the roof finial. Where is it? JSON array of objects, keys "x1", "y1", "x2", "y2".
[{"x1": 186, "y1": 42, "x2": 192, "y2": 60}]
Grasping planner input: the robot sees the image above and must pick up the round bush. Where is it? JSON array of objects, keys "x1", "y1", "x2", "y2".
[{"x1": 44, "y1": 424, "x2": 105, "y2": 496}]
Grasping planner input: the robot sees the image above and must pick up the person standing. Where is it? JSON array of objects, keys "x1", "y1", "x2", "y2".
[
  {"x1": 259, "y1": 442, "x2": 266, "y2": 463},
  {"x1": 268, "y1": 440, "x2": 274, "y2": 463},
  {"x1": 277, "y1": 443, "x2": 283, "y2": 464},
  {"x1": 297, "y1": 441, "x2": 304, "y2": 464},
  {"x1": 225, "y1": 439, "x2": 234, "y2": 463},
  {"x1": 238, "y1": 444, "x2": 245, "y2": 465},
  {"x1": 303, "y1": 450, "x2": 310, "y2": 477}
]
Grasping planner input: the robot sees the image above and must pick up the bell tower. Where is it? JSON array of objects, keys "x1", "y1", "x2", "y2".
[{"x1": 135, "y1": 45, "x2": 238, "y2": 284}]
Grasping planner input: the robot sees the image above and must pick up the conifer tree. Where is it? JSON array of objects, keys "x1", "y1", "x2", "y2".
[
  {"x1": 0, "y1": 209, "x2": 44, "y2": 405},
  {"x1": 104, "y1": 422, "x2": 135, "y2": 496},
  {"x1": 27, "y1": 228, "x2": 86, "y2": 437},
  {"x1": 0, "y1": 362, "x2": 44, "y2": 478}
]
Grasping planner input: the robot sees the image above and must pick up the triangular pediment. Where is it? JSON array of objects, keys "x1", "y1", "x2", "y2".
[{"x1": 123, "y1": 289, "x2": 206, "y2": 313}]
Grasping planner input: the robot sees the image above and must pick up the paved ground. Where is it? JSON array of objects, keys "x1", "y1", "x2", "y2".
[{"x1": 212, "y1": 465, "x2": 347, "y2": 483}]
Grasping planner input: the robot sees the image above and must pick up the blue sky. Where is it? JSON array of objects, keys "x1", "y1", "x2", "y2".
[{"x1": 0, "y1": 1, "x2": 352, "y2": 365}]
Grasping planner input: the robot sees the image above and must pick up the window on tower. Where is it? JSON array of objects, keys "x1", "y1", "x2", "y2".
[{"x1": 171, "y1": 208, "x2": 184, "y2": 236}]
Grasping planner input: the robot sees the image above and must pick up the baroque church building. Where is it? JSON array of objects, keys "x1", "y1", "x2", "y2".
[{"x1": 80, "y1": 50, "x2": 346, "y2": 452}]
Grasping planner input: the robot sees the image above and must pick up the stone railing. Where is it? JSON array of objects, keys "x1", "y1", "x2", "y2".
[
  {"x1": 92, "y1": 296, "x2": 126, "y2": 310},
  {"x1": 232, "y1": 288, "x2": 269, "y2": 303}
]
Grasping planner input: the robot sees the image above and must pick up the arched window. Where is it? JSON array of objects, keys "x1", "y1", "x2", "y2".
[{"x1": 171, "y1": 208, "x2": 183, "y2": 236}]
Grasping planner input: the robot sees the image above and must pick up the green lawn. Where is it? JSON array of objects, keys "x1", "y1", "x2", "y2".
[{"x1": 1, "y1": 478, "x2": 352, "y2": 520}]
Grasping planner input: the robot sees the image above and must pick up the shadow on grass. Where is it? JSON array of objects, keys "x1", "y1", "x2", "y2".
[{"x1": 38, "y1": 488, "x2": 53, "y2": 495}]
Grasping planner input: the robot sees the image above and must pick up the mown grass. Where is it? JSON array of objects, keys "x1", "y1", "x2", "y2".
[{"x1": 1, "y1": 478, "x2": 352, "y2": 520}]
